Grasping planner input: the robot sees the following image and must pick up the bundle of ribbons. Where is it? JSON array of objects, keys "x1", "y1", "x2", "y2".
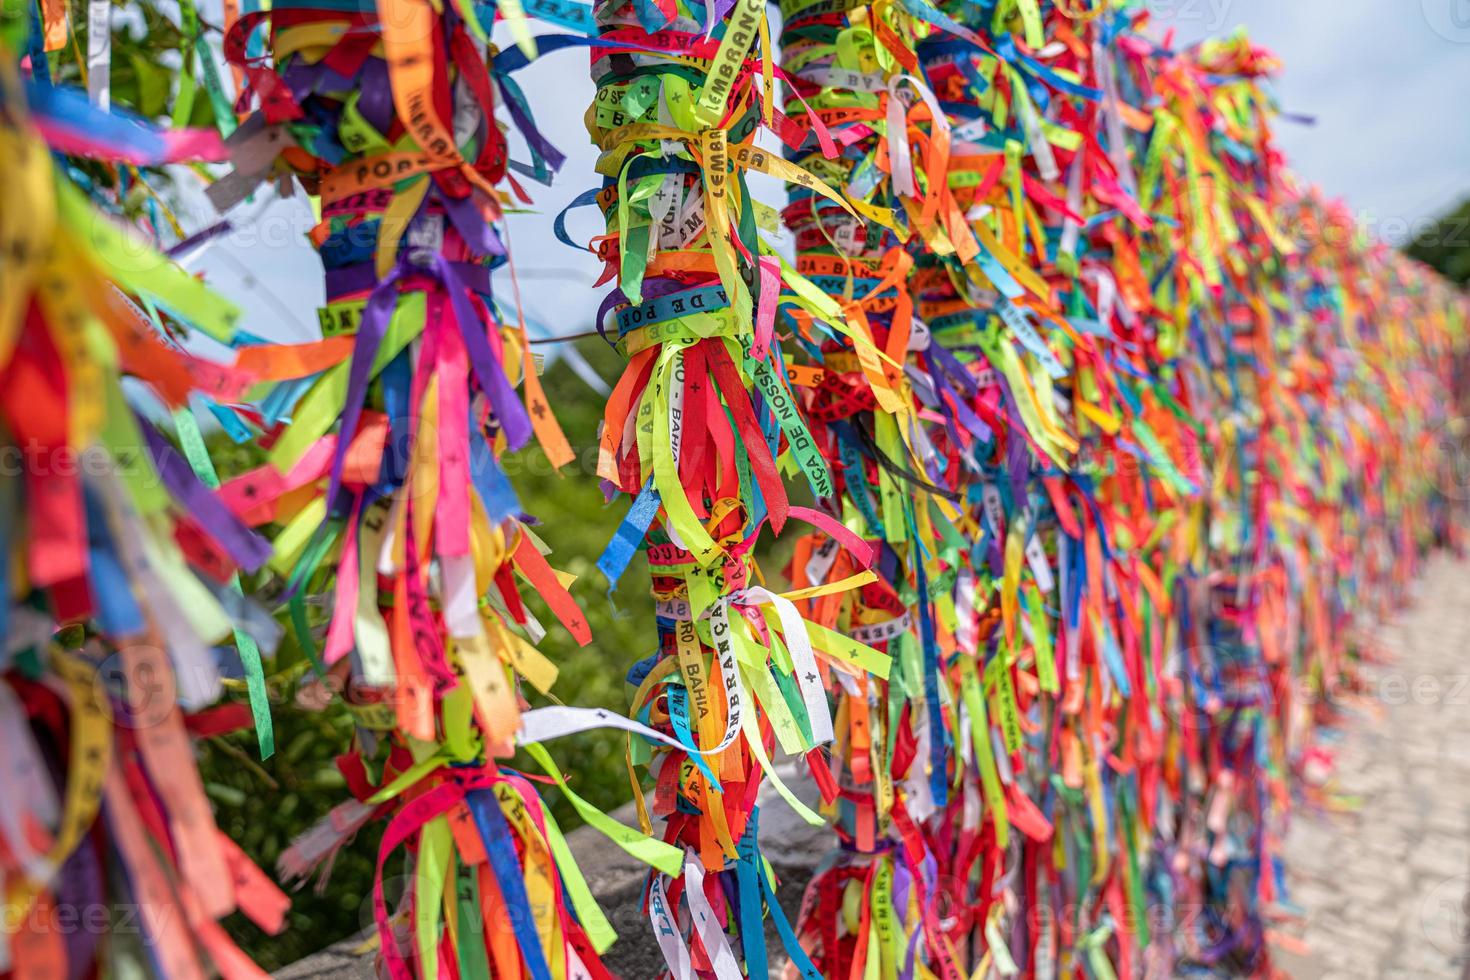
[
  {"x1": 204, "y1": 0, "x2": 699, "y2": 975},
  {"x1": 0, "y1": 15, "x2": 300, "y2": 978},
  {"x1": 573, "y1": 0, "x2": 1470, "y2": 978},
  {"x1": 581, "y1": 0, "x2": 922, "y2": 973}
]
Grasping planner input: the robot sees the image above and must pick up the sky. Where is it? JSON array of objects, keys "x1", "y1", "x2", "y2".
[
  {"x1": 195, "y1": 0, "x2": 1470, "y2": 345},
  {"x1": 1163, "y1": 0, "x2": 1470, "y2": 240}
]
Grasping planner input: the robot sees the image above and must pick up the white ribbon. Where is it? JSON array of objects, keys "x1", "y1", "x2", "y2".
[
  {"x1": 734, "y1": 586, "x2": 834, "y2": 745},
  {"x1": 648, "y1": 876, "x2": 693, "y2": 980},
  {"x1": 684, "y1": 853, "x2": 743, "y2": 980},
  {"x1": 0, "y1": 682, "x2": 58, "y2": 881}
]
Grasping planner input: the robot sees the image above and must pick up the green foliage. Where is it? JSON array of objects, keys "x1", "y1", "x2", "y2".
[
  {"x1": 41, "y1": 0, "x2": 217, "y2": 210},
  {"x1": 1404, "y1": 197, "x2": 1470, "y2": 286},
  {"x1": 203, "y1": 706, "x2": 385, "y2": 970},
  {"x1": 48, "y1": 0, "x2": 191, "y2": 91}
]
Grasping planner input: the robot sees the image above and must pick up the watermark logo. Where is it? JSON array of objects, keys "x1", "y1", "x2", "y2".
[
  {"x1": 1145, "y1": 0, "x2": 1235, "y2": 34},
  {"x1": 1282, "y1": 207, "x2": 1470, "y2": 252},
  {"x1": 97, "y1": 646, "x2": 178, "y2": 730},
  {"x1": 1420, "y1": 874, "x2": 1470, "y2": 953},
  {"x1": 1427, "y1": 417, "x2": 1470, "y2": 502},
  {"x1": 1422, "y1": 0, "x2": 1470, "y2": 42}
]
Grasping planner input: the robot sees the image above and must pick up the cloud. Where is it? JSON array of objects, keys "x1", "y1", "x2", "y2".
[{"x1": 1171, "y1": 0, "x2": 1470, "y2": 226}]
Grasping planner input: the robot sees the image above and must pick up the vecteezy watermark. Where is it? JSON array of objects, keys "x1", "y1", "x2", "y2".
[
  {"x1": 358, "y1": 872, "x2": 1219, "y2": 973},
  {"x1": 1420, "y1": 874, "x2": 1470, "y2": 954},
  {"x1": 94, "y1": 649, "x2": 454, "y2": 729},
  {"x1": 97, "y1": 645, "x2": 179, "y2": 730},
  {"x1": 1422, "y1": 0, "x2": 1470, "y2": 43},
  {"x1": 1143, "y1": 0, "x2": 1235, "y2": 34},
  {"x1": 1283, "y1": 207, "x2": 1470, "y2": 252},
  {"x1": 359, "y1": 873, "x2": 661, "y2": 950},
  {"x1": 0, "y1": 441, "x2": 163, "y2": 484},
  {"x1": 1155, "y1": 640, "x2": 1470, "y2": 736},
  {"x1": 0, "y1": 898, "x2": 176, "y2": 936},
  {"x1": 1426, "y1": 417, "x2": 1470, "y2": 502}
]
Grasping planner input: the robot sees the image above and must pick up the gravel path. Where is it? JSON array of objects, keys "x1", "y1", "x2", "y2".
[{"x1": 1268, "y1": 554, "x2": 1470, "y2": 979}]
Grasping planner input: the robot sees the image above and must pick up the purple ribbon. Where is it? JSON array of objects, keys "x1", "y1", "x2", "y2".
[
  {"x1": 893, "y1": 862, "x2": 918, "y2": 980},
  {"x1": 496, "y1": 75, "x2": 566, "y2": 174},
  {"x1": 138, "y1": 418, "x2": 273, "y2": 572},
  {"x1": 596, "y1": 276, "x2": 692, "y2": 340},
  {"x1": 437, "y1": 189, "x2": 505, "y2": 259},
  {"x1": 437, "y1": 255, "x2": 532, "y2": 451},
  {"x1": 326, "y1": 218, "x2": 530, "y2": 516},
  {"x1": 57, "y1": 780, "x2": 105, "y2": 979},
  {"x1": 326, "y1": 259, "x2": 490, "y2": 302},
  {"x1": 165, "y1": 219, "x2": 233, "y2": 258},
  {"x1": 324, "y1": 261, "x2": 410, "y2": 511},
  {"x1": 356, "y1": 59, "x2": 394, "y2": 133}
]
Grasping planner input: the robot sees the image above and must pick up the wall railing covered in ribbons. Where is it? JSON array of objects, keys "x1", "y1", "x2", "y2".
[
  {"x1": 577, "y1": 1, "x2": 1468, "y2": 979},
  {"x1": 3, "y1": 0, "x2": 1468, "y2": 977}
]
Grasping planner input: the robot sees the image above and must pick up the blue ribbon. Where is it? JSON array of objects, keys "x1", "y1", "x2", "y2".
[
  {"x1": 916, "y1": 563, "x2": 948, "y2": 808},
  {"x1": 596, "y1": 474, "x2": 661, "y2": 589},
  {"x1": 469, "y1": 429, "x2": 522, "y2": 523},
  {"x1": 84, "y1": 486, "x2": 145, "y2": 635},
  {"x1": 466, "y1": 789, "x2": 553, "y2": 980}
]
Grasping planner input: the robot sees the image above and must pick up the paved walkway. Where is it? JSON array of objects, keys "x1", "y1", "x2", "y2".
[{"x1": 1269, "y1": 554, "x2": 1470, "y2": 979}]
